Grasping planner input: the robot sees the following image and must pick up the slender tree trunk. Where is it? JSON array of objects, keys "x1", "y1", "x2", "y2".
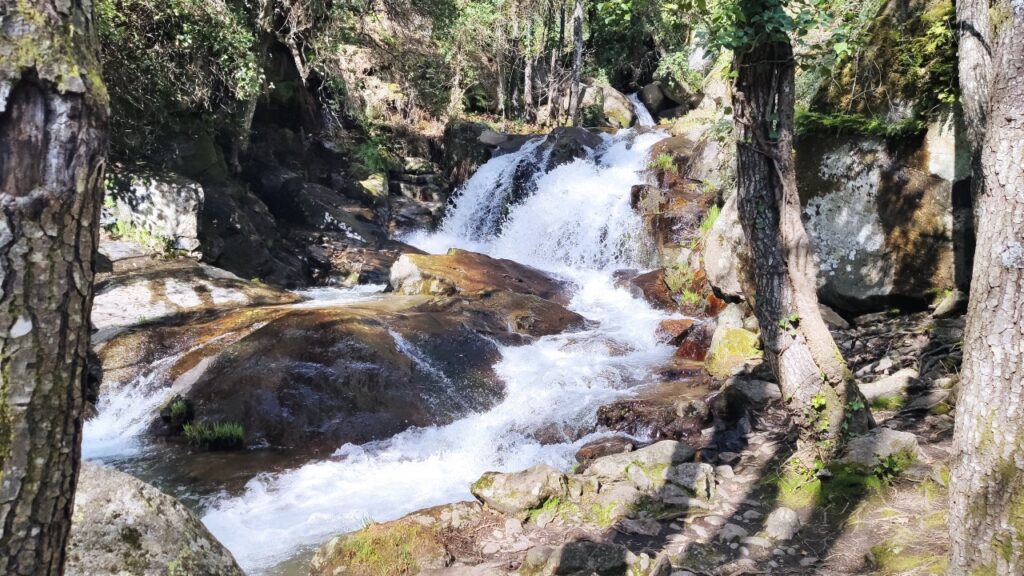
[
  {"x1": 524, "y1": 23, "x2": 535, "y2": 122},
  {"x1": 0, "y1": 1, "x2": 109, "y2": 574},
  {"x1": 732, "y1": 36, "x2": 872, "y2": 468},
  {"x1": 569, "y1": 0, "x2": 584, "y2": 126},
  {"x1": 950, "y1": 2, "x2": 1024, "y2": 573}
]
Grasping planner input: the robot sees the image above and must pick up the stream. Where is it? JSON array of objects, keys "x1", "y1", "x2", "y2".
[{"x1": 83, "y1": 120, "x2": 677, "y2": 574}]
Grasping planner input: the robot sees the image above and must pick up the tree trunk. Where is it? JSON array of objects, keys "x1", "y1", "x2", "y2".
[
  {"x1": 524, "y1": 23, "x2": 535, "y2": 122},
  {"x1": 0, "y1": 1, "x2": 109, "y2": 574},
  {"x1": 568, "y1": 0, "x2": 584, "y2": 126},
  {"x1": 949, "y1": 2, "x2": 1024, "y2": 573},
  {"x1": 732, "y1": 37, "x2": 872, "y2": 469}
]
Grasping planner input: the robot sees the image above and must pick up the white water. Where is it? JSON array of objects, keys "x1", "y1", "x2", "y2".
[
  {"x1": 628, "y1": 93, "x2": 657, "y2": 127},
  {"x1": 199, "y1": 127, "x2": 676, "y2": 573}
]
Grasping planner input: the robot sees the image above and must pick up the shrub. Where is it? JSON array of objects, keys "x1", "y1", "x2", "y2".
[
  {"x1": 183, "y1": 421, "x2": 245, "y2": 450},
  {"x1": 649, "y1": 152, "x2": 678, "y2": 174}
]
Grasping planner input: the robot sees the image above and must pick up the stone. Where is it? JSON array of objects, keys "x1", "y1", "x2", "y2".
[
  {"x1": 575, "y1": 436, "x2": 635, "y2": 465},
  {"x1": 705, "y1": 326, "x2": 762, "y2": 378},
  {"x1": 390, "y1": 249, "x2": 570, "y2": 303},
  {"x1": 666, "y1": 463, "x2": 716, "y2": 500},
  {"x1": 640, "y1": 82, "x2": 668, "y2": 114},
  {"x1": 841, "y1": 428, "x2": 920, "y2": 471},
  {"x1": 442, "y1": 121, "x2": 493, "y2": 188},
  {"x1": 715, "y1": 377, "x2": 782, "y2": 418},
  {"x1": 819, "y1": 303, "x2": 850, "y2": 330},
  {"x1": 66, "y1": 463, "x2": 243, "y2": 576},
  {"x1": 92, "y1": 256, "x2": 298, "y2": 335},
  {"x1": 544, "y1": 540, "x2": 628, "y2": 575},
  {"x1": 765, "y1": 507, "x2": 801, "y2": 541},
  {"x1": 704, "y1": 196, "x2": 750, "y2": 301},
  {"x1": 742, "y1": 536, "x2": 772, "y2": 549},
  {"x1": 471, "y1": 464, "x2": 567, "y2": 515},
  {"x1": 859, "y1": 368, "x2": 919, "y2": 405},
  {"x1": 718, "y1": 523, "x2": 749, "y2": 542},
  {"x1": 620, "y1": 518, "x2": 663, "y2": 536},
  {"x1": 656, "y1": 318, "x2": 697, "y2": 345},
  {"x1": 103, "y1": 170, "x2": 204, "y2": 253},
  {"x1": 715, "y1": 465, "x2": 735, "y2": 479},
  {"x1": 585, "y1": 440, "x2": 696, "y2": 484}
]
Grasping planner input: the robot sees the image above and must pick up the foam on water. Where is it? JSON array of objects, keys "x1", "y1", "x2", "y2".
[
  {"x1": 202, "y1": 127, "x2": 675, "y2": 573},
  {"x1": 628, "y1": 92, "x2": 657, "y2": 127}
]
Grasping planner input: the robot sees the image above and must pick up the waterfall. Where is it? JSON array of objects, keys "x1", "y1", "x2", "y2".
[
  {"x1": 199, "y1": 127, "x2": 677, "y2": 574},
  {"x1": 628, "y1": 93, "x2": 657, "y2": 127}
]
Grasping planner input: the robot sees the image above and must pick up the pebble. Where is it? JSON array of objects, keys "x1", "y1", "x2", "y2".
[
  {"x1": 800, "y1": 556, "x2": 819, "y2": 567},
  {"x1": 741, "y1": 536, "x2": 772, "y2": 549},
  {"x1": 718, "y1": 523, "x2": 749, "y2": 542},
  {"x1": 742, "y1": 510, "x2": 762, "y2": 520},
  {"x1": 481, "y1": 541, "x2": 500, "y2": 555},
  {"x1": 704, "y1": 515, "x2": 727, "y2": 527},
  {"x1": 718, "y1": 451, "x2": 740, "y2": 464},
  {"x1": 739, "y1": 546, "x2": 749, "y2": 557},
  {"x1": 715, "y1": 465, "x2": 735, "y2": 480},
  {"x1": 671, "y1": 571, "x2": 696, "y2": 576}
]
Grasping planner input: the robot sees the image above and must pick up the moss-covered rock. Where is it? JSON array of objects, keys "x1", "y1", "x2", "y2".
[
  {"x1": 471, "y1": 464, "x2": 567, "y2": 515},
  {"x1": 705, "y1": 326, "x2": 762, "y2": 379}
]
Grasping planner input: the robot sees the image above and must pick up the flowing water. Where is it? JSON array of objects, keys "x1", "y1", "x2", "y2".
[
  {"x1": 83, "y1": 114, "x2": 675, "y2": 574},
  {"x1": 628, "y1": 93, "x2": 657, "y2": 127}
]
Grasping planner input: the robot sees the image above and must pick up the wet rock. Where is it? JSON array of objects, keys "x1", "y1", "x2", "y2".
[
  {"x1": 705, "y1": 326, "x2": 762, "y2": 378},
  {"x1": 66, "y1": 463, "x2": 243, "y2": 576},
  {"x1": 841, "y1": 428, "x2": 920, "y2": 471},
  {"x1": 666, "y1": 462, "x2": 716, "y2": 500},
  {"x1": 620, "y1": 269, "x2": 678, "y2": 311},
  {"x1": 390, "y1": 249, "x2": 569, "y2": 304},
  {"x1": 656, "y1": 319, "x2": 696, "y2": 345},
  {"x1": 471, "y1": 464, "x2": 567, "y2": 515},
  {"x1": 640, "y1": 82, "x2": 668, "y2": 114},
  {"x1": 596, "y1": 398, "x2": 704, "y2": 442},
  {"x1": 585, "y1": 440, "x2": 696, "y2": 484},
  {"x1": 442, "y1": 121, "x2": 494, "y2": 188},
  {"x1": 765, "y1": 507, "x2": 801, "y2": 541},
  {"x1": 575, "y1": 436, "x2": 635, "y2": 466}
]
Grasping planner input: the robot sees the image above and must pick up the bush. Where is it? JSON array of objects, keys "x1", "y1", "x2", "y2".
[
  {"x1": 649, "y1": 152, "x2": 678, "y2": 174},
  {"x1": 183, "y1": 421, "x2": 245, "y2": 450}
]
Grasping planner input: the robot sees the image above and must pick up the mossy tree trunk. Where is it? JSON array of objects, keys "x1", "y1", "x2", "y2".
[
  {"x1": 0, "y1": 0, "x2": 109, "y2": 573},
  {"x1": 731, "y1": 17, "x2": 872, "y2": 470},
  {"x1": 950, "y1": 1, "x2": 1024, "y2": 573}
]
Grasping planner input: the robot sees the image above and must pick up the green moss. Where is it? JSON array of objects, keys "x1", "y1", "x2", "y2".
[
  {"x1": 706, "y1": 327, "x2": 763, "y2": 379},
  {"x1": 768, "y1": 462, "x2": 885, "y2": 511},
  {"x1": 587, "y1": 503, "x2": 618, "y2": 528},
  {"x1": 527, "y1": 496, "x2": 562, "y2": 523},
  {"x1": 470, "y1": 474, "x2": 494, "y2": 493},
  {"x1": 328, "y1": 521, "x2": 443, "y2": 576},
  {"x1": 870, "y1": 395, "x2": 906, "y2": 411}
]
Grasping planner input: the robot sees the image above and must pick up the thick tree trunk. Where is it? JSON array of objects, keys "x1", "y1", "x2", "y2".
[
  {"x1": 524, "y1": 23, "x2": 535, "y2": 122},
  {"x1": 950, "y1": 2, "x2": 1024, "y2": 573},
  {"x1": 0, "y1": 1, "x2": 109, "y2": 574},
  {"x1": 732, "y1": 38, "x2": 872, "y2": 468},
  {"x1": 568, "y1": 0, "x2": 584, "y2": 126}
]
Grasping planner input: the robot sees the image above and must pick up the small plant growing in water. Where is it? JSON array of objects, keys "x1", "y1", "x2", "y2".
[
  {"x1": 183, "y1": 421, "x2": 245, "y2": 450},
  {"x1": 169, "y1": 398, "x2": 188, "y2": 419},
  {"x1": 649, "y1": 152, "x2": 678, "y2": 174}
]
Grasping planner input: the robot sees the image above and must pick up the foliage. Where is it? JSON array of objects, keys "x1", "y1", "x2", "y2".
[
  {"x1": 169, "y1": 399, "x2": 188, "y2": 420},
  {"x1": 182, "y1": 421, "x2": 245, "y2": 450},
  {"x1": 328, "y1": 521, "x2": 441, "y2": 575},
  {"x1": 95, "y1": 0, "x2": 263, "y2": 156},
  {"x1": 795, "y1": 110, "x2": 927, "y2": 138},
  {"x1": 649, "y1": 153, "x2": 678, "y2": 174},
  {"x1": 698, "y1": 204, "x2": 720, "y2": 236}
]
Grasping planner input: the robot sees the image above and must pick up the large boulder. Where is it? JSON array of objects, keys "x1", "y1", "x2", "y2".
[
  {"x1": 796, "y1": 129, "x2": 956, "y2": 311},
  {"x1": 471, "y1": 464, "x2": 567, "y2": 514},
  {"x1": 584, "y1": 440, "x2": 696, "y2": 485},
  {"x1": 103, "y1": 170, "x2": 204, "y2": 254},
  {"x1": 570, "y1": 82, "x2": 636, "y2": 128},
  {"x1": 94, "y1": 291, "x2": 582, "y2": 451},
  {"x1": 66, "y1": 463, "x2": 243, "y2": 576},
  {"x1": 390, "y1": 249, "x2": 570, "y2": 304},
  {"x1": 639, "y1": 82, "x2": 668, "y2": 115},
  {"x1": 92, "y1": 246, "x2": 298, "y2": 336},
  {"x1": 442, "y1": 121, "x2": 494, "y2": 189},
  {"x1": 704, "y1": 196, "x2": 750, "y2": 301},
  {"x1": 841, "y1": 427, "x2": 920, "y2": 472}
]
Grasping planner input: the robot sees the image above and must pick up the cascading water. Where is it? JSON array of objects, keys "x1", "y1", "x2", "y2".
[
  {"x1": 628, "y1": 93, "x2": 657, "y2": 127},
  {"x1": 199, "y1": 125, "x2": 677, "y2": 574}
]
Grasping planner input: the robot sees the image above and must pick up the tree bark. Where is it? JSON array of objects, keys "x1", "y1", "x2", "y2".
[
  {"x1": 568, "y1": 0, "x2": 584, "y2": 126},
  {"x1": 0, "y1": 1, "x2": 109, "y2": 574},
  {"x1": 950, "y1": 2, "x2": 1024, "y2": 573},
  {"x1": 732, "y1": 36, "x2": 872, "y2": 469},
  {"x1": 524, "y1": 22, "x2": 535, "y2": 122}
]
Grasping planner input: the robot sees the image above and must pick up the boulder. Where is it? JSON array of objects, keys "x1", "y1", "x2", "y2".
[
  {"x1": 96, "y1": 291, "x2": 583, "y2": 451},
  {"x1": 92, "y1": 254, "x2": 298, "y2": 335},
  {"x1": 796, "y1": 135, "x2": 955, "y2": 311},
  {"x1": 704, "y1": 196, "x2": 750, "y2": 301},
  {"x1": 389, "y1": 249, "x2": 570, "y2": 304},
  {"x1": 655, "y1": 319, "x2": 696, "y2": 345},
  {"x1": 442, "y1": 121, "x2": 494, "y2": 188},
  {"x1": 311, "y1": 502, "x2": 482, "y2": 576},
  {"x1": 471, "y1": 464, "x2": 567, "y2": 514},
  {"x1": 103, "y1": 170, "x2": 203, "y2": 253},
  {"x1": 543, "y1": 540, "x2": 628, "y2": 575},
  {"x1": 621, "y1": 269, "x2": 677, "y2": 311},
  {"x1": 640, "y1": 82, "x2": 668, "y2": 114},
  {"x1": 666, "y1": 462, "x2": 716, "y2": 500},
  {"x1": 841, "y1": 427, "x2": 920, "y2": 471},
  {"x1": 66, "y1": 463, "x2": 243, "y2": 576},
  {"x1": 705, "y1": 326, "x2": 762, "y2": 378},
  {"x1": 575, "y1": 436, "x2": 635, "y2": 466},
  {"x1": 819, "y1": 303, "x2": 850, "y2": 330},
  {"x1": 570, "y1": 82, "x2": 636, "y2": 128},
  {"x1": 585, "y1": 440, "x2": 696, "y2": 484},
  {"x1": 715, "y1": 376, "x2": 782, "y2": 418},
  {"x1": 859, "y1": 368, "x2": 919, "y2": 405}
]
